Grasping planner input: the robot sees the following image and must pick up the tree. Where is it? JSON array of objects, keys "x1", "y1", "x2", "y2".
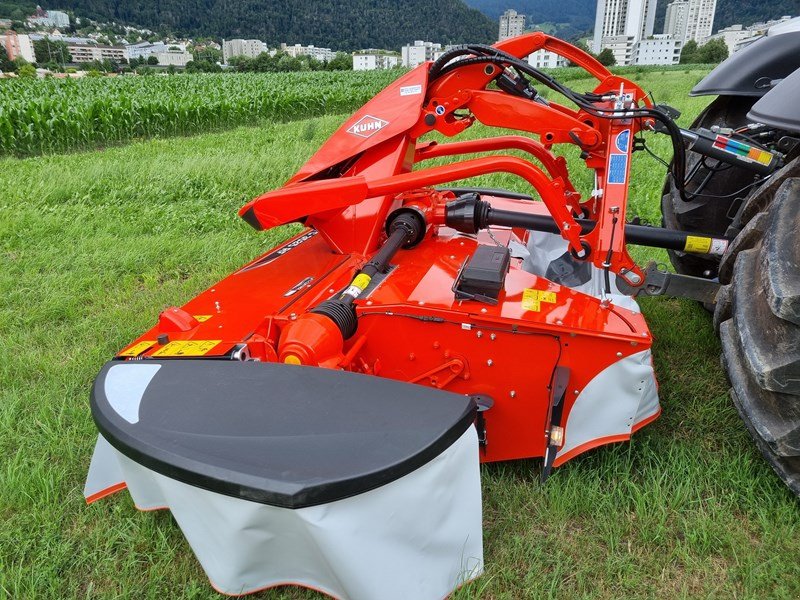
[
  {"x1": 193, "y1": 46, "x2": 221, "y2": 64},
  {"x1": 597, "y1": 48, "x2": 616, "y2": 67},
  {"x1": 32, "y1": 39, "x2": 72, "y2": 65},
  {"x1": 18, "y1": 63, "x2": 36, "y2": 78},
  {"x1": 679, "y1": 40, "x2": 698, "y2": 64},
  {"x1": 326, "y1": 52, "x2": 352, "y2": 71},
  {"x1": 696, "y1": 38, "x2": 728, "y2": 64},
  {"x1": 147, "y1": 55, "x2": 159, "y2": 65},
  {"x1": 0, "y1": 52, "x2": 16, "y2": 73}
]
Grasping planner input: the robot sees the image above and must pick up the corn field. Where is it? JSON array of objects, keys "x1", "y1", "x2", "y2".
[{"x1": 0, "y1": 71, "x2": 401, "y2": 156}]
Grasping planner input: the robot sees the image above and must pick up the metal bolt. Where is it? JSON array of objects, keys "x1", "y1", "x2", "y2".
[
  {"x1": 510, "y1": 390, "x2": 516, "y2": 398},
  {"x1": 289, "y1": 313, "x2": 297, "y2": 320},
  {"x1": 477, "y1": 331, "x2": 483, "y2": 338},
  {"x1": 616, "y1": 351, "x2": 623, "y2": 357},
  {"x1": 481, "y1": 308, "x2": 488, "y2": 313},
  {"x1": 490, "y1": 333, "x2": 496, "y2": 341},
  {"x1": 487, "y1": 359, "x2": 493, "y2": 366}
]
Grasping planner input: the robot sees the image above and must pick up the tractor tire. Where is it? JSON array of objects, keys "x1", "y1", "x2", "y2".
[
  {"x1": 717, "y1": 176, "x2": 800, "y2": 496},
  {"x1": 661, "y1": 95, "x2": 761, "y2": 278}
]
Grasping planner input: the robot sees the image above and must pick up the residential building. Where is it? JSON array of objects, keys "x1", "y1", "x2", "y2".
[
  {"x1": 527, "y1": 49, "x2": 567, "y2": 69},
  {"x1": 499, "y1": 9, "x2": 525, "y2": 41},
  {"x1": 28, "y1": 6, "x2": 70, "y2": 29},
  {"x1": 632, "y1": 35, "x2": 682, "y2": 65},
  {"x1": 66, "y1": 42, "x2": 128, "y2": 63},
  {"x1": 705, "y1": 24, "x2": 749, "y2": 54},
  {"x1": 280, "y1": 43, "x2": 335, "y2": 62},
  {"x1": 401, "y1": 40, "x2": 442, "y2": 68},
  {"x1": 353, "y1": 52, "x2": 400, "y2": 70},
  {"x1": 663, "y1": 1, "x2": 689, "y2": 40},
  {"x1": 729, "y1": 16, "x2": 797, "y2": 52},
  {"x1": 125, "y1": 41, "x2": 168, "y2": 60},
  {"x1": 1, "y1": 31, "x2": 36, "y2": 63},
  {"x1": 222, "y1": 38, "x2": 266, "y2": 63},
  {"x1": 593, "y1": 0, "x2": 657, "y2": 54},
  {"x1": 685, "y1": 0, "x2": 717, "y2": 43},
  {"x1": 600, "y1": 35, "x2": 636, "y2": 65},
  {"x1": 156, "y1": 47, "x2": 192, "y2": 67}
]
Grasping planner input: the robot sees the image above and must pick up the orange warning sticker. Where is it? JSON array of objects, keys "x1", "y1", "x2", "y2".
[
  {"x1": 151, "y1": 340, "x2": 221, "y2": 357},
  {"x1": 118, "y1": 340, "x2": 156, "y2": 357},
  {"x1": 522, "y1": 289, "x2": 557, "y2": 312}
]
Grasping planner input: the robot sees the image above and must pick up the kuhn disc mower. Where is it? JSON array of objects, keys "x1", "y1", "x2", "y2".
[{"x1": 84, "y1": 32, "x2": 798, "y2": 599}]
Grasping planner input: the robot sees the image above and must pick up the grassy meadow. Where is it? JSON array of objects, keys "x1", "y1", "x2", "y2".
[{"x1": 1, "y1": 67, "x2": 799, "y2": 599}]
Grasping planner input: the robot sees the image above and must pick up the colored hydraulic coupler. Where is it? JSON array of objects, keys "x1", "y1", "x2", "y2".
[
  {"x1": 681, "y1": 127, "x2": 781, "y2": 175},
  {"x1": 278, "y1": 210, "x2": 425, "y2": 367}
]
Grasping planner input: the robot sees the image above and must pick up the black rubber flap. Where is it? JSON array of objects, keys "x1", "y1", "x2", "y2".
[{"x1": 91, "y1": 360, "x2": 476, "y2": 508}]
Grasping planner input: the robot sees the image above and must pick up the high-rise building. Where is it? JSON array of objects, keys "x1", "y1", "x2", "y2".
[
  {"x1": 499, "y1": 9, "x2": 525, "y2": 41},
  {"x1": 592, "y1": 0, "x2": 658, "y2": 54},
  {"x1": 663, "y1": 1, "x2": 689, "y2": 40},
  {"x1": 663, "y1": 0, "x2": 717, "y2": 43},
  {"x1": 401, "y1": 40, "x2": 442, "y2": 68},
  {"x1": 685, "y1": 0, "x2": 717, "y2": 43},
  {"x1": 1, "y1": 30, "x2": 36, "y2": 63},
  {"x1": 222, "y1": 39, "x2": 266, "y2": 64}
]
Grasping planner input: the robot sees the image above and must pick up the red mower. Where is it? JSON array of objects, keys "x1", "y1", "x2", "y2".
[{"x1": 84, "y1": 33, "x2": 798, "y2": 599}]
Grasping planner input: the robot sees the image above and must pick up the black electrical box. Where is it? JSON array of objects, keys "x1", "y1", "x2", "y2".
[{"x1": 454, "y1": 245, "x2": 510, "y2": 304}]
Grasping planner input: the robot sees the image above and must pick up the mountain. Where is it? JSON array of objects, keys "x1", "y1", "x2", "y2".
[
  {"x1": 465, "y1": 0, "x2": 799, "y2": 39},
  {"x1": 4, "y1": 1, "x2": 496, "y2": 50}
]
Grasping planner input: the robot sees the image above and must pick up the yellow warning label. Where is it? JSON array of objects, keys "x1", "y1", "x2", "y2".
[
  {"x1": 684, "y1": 235, "x2": 712, "y2": 254},
  {"x1": 118, "y1": 340, "x2": 156, "y2": 357},
  {"x1": 193, "y1": 315, "x2": 213, "y2": 322},
  {"x1": 151, "y1": 340, "x2": 221, "y2": 357},
  {"x1": 352, "y1": 273, "x2": 372, "y2": 291},
  {"x1": 522, "y1": 289, "x2": 557, "y2": 312}
]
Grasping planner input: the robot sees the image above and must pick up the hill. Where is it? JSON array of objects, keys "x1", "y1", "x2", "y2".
[{"x1": 1, "y1": 0, "x2": 495, "y2": 50}]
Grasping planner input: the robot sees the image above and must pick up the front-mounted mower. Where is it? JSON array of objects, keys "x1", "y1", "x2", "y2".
[{"x1": 83, "y1": 32, "x2": 799, "y2": 599}]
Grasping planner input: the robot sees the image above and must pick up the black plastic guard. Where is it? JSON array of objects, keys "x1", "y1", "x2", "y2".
[
  {"x1": 691, "y1": 32, "x2": 800, "y2": 98},
  {"x1": 91, "y1": 360, "x2": 476, "y2": 508}
]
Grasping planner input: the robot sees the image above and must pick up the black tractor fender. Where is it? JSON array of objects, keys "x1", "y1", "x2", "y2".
[
  {"x1": 691, "y1": 31, "x2": 800, "y2": 98},
  {"x1": 748, "y1": 67, "x2": 800, "y2": 134}
]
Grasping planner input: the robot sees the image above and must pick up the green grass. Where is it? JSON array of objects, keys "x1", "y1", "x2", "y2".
[{"x1": 1, "y1": 68, "x2": 799, "y2": 599}]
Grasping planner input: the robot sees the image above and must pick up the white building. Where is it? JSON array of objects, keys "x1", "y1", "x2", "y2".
[
  {"x1": 28, "y1": 7, "x2": 70, "y2": 29},
  {"x1": 66, "y1": 43, "x2": 129, "y2": 63},
  {"x1": 222, "y1": 39, "x2": 266, "y2": 64},
  {"x1": 156, "y1": 47, "x2": 192, "y2": 67},
  {"x1": 725, "y1": 16, "x2": 797, "y2": 53},
  {"x1": 705, "y1": 24, "x2": 750, "y2": 54},
  {"x1": 663, "y1": 1, "x2": 689, "y2": 40},
  {"x1": 632, "y1": 35, "x2": 682, "y2": 65},
  {"x1": 600, "y1": 35, "x2": 636, "y2": 65},
  {"x1": 125, "y1": 41, "x2": 168, "y2": 60},
  {"x1": 1, "y1": 31, "x2": 36, "y2": 63},
  {"x1": 401, "y1": 40, "x2": 442, "y2": 68},
  {"x1": 499, "y1": 9, "x2": 526, "y2": 41},
  {"x1": 593, "y1": 0, "x2": 657, "y2": 54},
  {"x1": 353, "y1": 52, "x2": 400, "y2": 70},
  {"x1": 527, "y1": 49, "x2": 567, "y2": 69},
  {"x1": 280, "y1": 43, "x2": 335, "y2": 62},
  {"x1": 685, "y1": 0, "x2": 717, "y2": 43}
]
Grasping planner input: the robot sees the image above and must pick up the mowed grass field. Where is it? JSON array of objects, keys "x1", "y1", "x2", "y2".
[{"x1": 1, "y1": 68, "x2": 799, "y2": 599}]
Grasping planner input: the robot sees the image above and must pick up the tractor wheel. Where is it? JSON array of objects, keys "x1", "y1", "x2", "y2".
[
  {"x1": 661, "y1": 95, "x2": 760, "y2": 278},
  {"x1": 717, "y1": 175, "x2": 800, "y2": 496}
]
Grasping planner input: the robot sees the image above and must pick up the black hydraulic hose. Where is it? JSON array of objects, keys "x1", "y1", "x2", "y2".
[{"x1": 483, "y1": 207, "x2": 727, "y2": 253}]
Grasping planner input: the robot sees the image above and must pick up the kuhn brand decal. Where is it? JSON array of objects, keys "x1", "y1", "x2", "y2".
[
  {"x1": 238, "y1": 230, "x2": 318, "y2": 273},
  {"x1": 347, "y1": 115, "x2": 389, "y2": 138}
]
